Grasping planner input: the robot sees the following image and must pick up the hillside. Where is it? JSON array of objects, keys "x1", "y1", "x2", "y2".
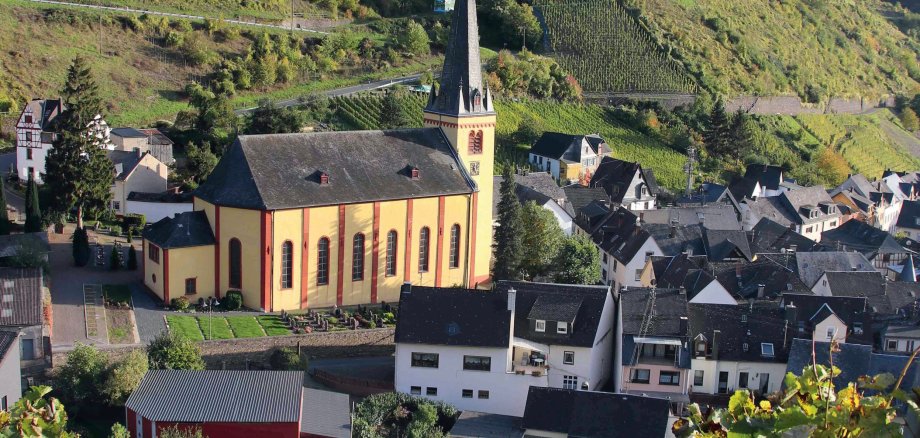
[{"x1": 536, "y1": 0, "x2": 920, "y2": 100}]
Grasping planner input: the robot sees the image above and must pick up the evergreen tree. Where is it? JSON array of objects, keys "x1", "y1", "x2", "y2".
[
  {"x1": 246, "y1": 99, "x2": 303, "y2": 134},
  {"x1": 44, "y1": 57, "x2": 114, "y2": 228},
  {"x1": 109, "y1": 245, "x2": 122, "y2": 270},
  {"x1": 0, "y1": 177, "x2": 10, "y2": 236},
  {"x1": 379, "y1": 90, "x2": 415, "y2": 129},
  {"x1": 24, "y1": 175, "x2": 42, "y2": 233},
  {"x1": 727, "y1": 109, "x2": 752, "y2": 158},
  {"x1": 492, "y1": 167, "x2": 524, "y2": 280},
  {"x1": 703, "y1": 98, "x2": 730, "y2": 156},
  {"x1": 72, "y1": 227, "x2": 90, "y2": 267},
  {"x1": 126, "y1": 245, "x2": 138, "y2": 270}
]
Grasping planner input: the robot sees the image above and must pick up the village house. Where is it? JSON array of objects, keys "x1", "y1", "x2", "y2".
[
  {"x1": 142, "y1": 0, "x2": 494, "y2": 311},
  {"x1": 393, "y1": 281, "x2": 615, "y2": 417},
  {"x1": 711, "y1": 257, "x2": 811, "y2": 301},
  {"x1": 780, "y1": 293, "x2": 873, "y2": 345},
  {"x1": 528, "y1": 132, "x2": 611, "y2": 184},
  {"x1": 110, "y1": 127, "x2": 175, "y2": 165},
  {"x1": 728, "y1": 164, "x2": 786, "y2": 201},
  {"x1": 589, "y1": 157, "x2": 659, "y2": 211},
  {"x1": 895, "y1": 200, "x2": 920, "y2": 240},
  {"x1": 521, "y1": 387, "x2": 672, "y2": 438},
  {"x1": 642, "y1": 254, "x2": 736, "y2": 305},
  {"x1": 0, "y1": 332, "x2": 20, "y2": 411},
  {"x1": 740, "y1": 185, "x2": 842, "y2": 241},
  {"x1": 831, "y1": 174, "x2": 903, "y2": 232},
  {"x1": 493, "y1": 171, "x2": 574, "y2": 235},
  {"x1": 793, "y1": 251, "x2": 876, "y2": 289},
  {"x1": 748, "y1": 217, "x2": 824, "y2": 253},
  {"x1": 0, "y1": 267, "x2": 50, "y2": 384},
  {"x1": 107, "y1": 150, "x2": 169, "y2": 217},
  {"x1": 676, "y1": 182, "x2": 741, "y2": 214},
  {"x1": 821, "y1": 219, "x2": 910, "y2": 271}
]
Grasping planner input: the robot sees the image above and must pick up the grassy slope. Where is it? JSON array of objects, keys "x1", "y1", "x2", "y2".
[
  {"x1": 58, "y1": 0, "x2": 319, "y2": 22},
  {"x1": 628, "y1": 0, "x2": 920, "y2": 98}
]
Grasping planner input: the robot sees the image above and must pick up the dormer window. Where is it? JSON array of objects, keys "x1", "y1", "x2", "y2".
[
  {"x1": 761, "y1": 343, "x2": 775, "y2": 357},
  {"x1": 557, "y1": 322, "x2": 568, "y2": 334},
  {"x1": 319, "y1": 172, "x2": 329, "y2": 185},
  {"x1": 695, "y1": 340, "x2": 706, "y2": 354},
  {"x1": 535, "y1": 320, "x2": 546, "y2": 332},
  {"x1": 854, "y1": 322, "x2": 864, "y2": 335},
  {"x1": 410, "y1": 166, "x2": 420, "y2": 180}
]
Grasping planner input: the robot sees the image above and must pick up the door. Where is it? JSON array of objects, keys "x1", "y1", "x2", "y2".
[
  {"x1": 717, "y1": 371, "x2": 729, "y2": 394},
  {"x1": 738, "y1": 372, "x2": 749, "y2": 389},
  {"x1": 759, "y1": 373, "x2": 770, "y2": 394},
  {"x1": 21, "y1": 338, "x2": 34, "y2": 360}
]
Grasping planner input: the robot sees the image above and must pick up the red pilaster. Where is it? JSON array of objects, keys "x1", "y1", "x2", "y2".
[
  {"x1": 301, "y1": 208, "x2": 310, "y2": 309},
  {"x1": 371, "y1": 202, "x2": 380, "y2": 303},
  {"x1": 214, "y1": 205, "x2": 221, "y2": 298},
  {"x1": 336, "y1": 205, "x2": 346, "y2": 306},
  {"x1": 260, "y1": 211, "x2": 272, "y2": 311},
  {"x1": 468, "y1": 192, "x2": 479, "y2": 288},
  {"x1": 435, "y1": 196, "x2": 446, "y2": 287},
  {"x1": 404, "y1": 199, "x2": 413, "y2": 282},
  {"x1": 162, "y1": 248, "x2": 170, "y2": 303}
]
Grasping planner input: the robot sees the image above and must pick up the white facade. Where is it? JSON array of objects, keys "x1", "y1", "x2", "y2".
[
  {"x1": 110, "y1": 153, "x2": 169, "y2": 216},
  {"x1": 15, "y1": 104, "x2": 55, "y2": 183},
  {"x1": 688, "y1": 280, "x2": 737, "y2": 305},
  {"x1": 529, "y1": 154, "x2": 562, "y2": 182},
  {"x1": 690, "y1": 359, "x2": 786, "y2": 395},
  {"x1": 0, "y1": 333, "x2": 22, "y2": 411},
  {"x1": 543, "y1": 200, "x2": 574, "y2": 236},
  {"x1": 813, "y1": 314, "x2": 848, "y2": 343},
  {"x1": 883, "y1": 335, "x2": 920, "y2": 353},
  {"x1": 796, "y1": 217, "x2": 840, "y2": 242},
  {"x1": 621, "y1": 170, "x2": 657, "y2": 211},
  {"x1": 602, "y1": 237, "x2": 662, "y2": 290}
]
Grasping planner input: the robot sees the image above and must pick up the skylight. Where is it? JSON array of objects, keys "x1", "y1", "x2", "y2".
[{"x1": 761, "y1": 343, "x2": 775, "y2": 357}]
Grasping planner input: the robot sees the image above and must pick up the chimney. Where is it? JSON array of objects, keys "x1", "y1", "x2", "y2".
[
  {"x1": 784, "y1": 302, "x2": 797, "y2": 323},
  {"x1": 679, "y1": 316, "x2": 688, "y2": 336},
  {"x1": 757, "y1": 284, "x2": 765, "y2": 299},
  {"x1": 400, "y1": 282, "x2": 412, "y2": 295},
  {"x1": 712, "y1": 329, "x2": 720, "y2": 360},
  {"x1": 507, "y1": 287, "x2": 516, "y2": 313}
]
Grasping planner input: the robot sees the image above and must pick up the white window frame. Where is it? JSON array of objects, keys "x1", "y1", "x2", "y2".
[
  {"x1": 563, "y1": 351, "x2": 575, "y2": 365},
  {"x1": 761, "y1": 343, "x2": 775, "y2": 357},
  {"x1": 535, "y1": 320, "x2": 546, "y2": 332},
  {"x1": 562, "y1": 375, "x2": 578, "y2": 390},
  {"x1": 557, "y1": 322, "x2": 568, "y2": 334}
]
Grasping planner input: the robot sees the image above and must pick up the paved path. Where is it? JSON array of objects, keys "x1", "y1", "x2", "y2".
[
  {"x1": 82, "y1": 284, "x2": 109, "y2": 343},
  {"x1": 129, "y1": 282, "x2": 168, "y2": 343},
  {"x1": 25, "y1": 0, "x2": 328, "y2": 34},
  {"x1": 234, "y1": 74, "x2": 423, "y2": 115}
]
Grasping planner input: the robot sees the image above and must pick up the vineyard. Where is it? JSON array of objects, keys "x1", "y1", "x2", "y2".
[
  {"x1": 536, "y1": 0, "x2": 695, "y2": 94},
  {"x1": 331, "y1": 93, "x2": 428, "y2": 130}
]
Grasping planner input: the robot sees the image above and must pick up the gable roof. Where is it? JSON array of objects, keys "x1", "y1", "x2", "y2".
[
  {"x1": 703, "y1": 229, "x2": 753, "y2": 262},
  {"x1": 713, "y1": 258, "x2": 811, "y2": 300},
  {"x1": 651, "y1": 254, "x2": 719, "y2": 301},
  {"x1": 196, "y1": 129, "x2": 474, "y2": 210},
  {"x1": 896, "y1": 200, "x2": 920, "y2": 230},
  {"x1": 777, "y1": 186, "x2": 840, "y2": 225},
  {"x1": 832, "y1": 174, "x2": 877, "y2": 199},
  {"x1": 107, "y1": 150, "x2": 147, "y2": 181},
  {"x1": 0, "y1": 331, "x2": 17, "y2": 364},
  {"x1": 590, "y1": 157, "x2": 658, "y2": 203},
  {"x1": 139, "y1": 128, "x2": 174, "y2": 145},
  {"x1": 492, "y1": 172, "x2": 569, "y2": 218},
  {"x1": 620, "y1": 288, "x2": 688, "y2": 337},
  {"x1": 745, "y1": 164, "x2": 784, "y2": 191},
  {"x1": 300, "y1": 388, "x2": 350, "y2": 438},
  {"x1": 742, "y1": 196, "x2": 797, "y2": 227},
  {"x1": 110, "y1": 127, "x2": 147, "y2": 138},
  {"x1": 125, "y1": 370, "x2": 304, "y2": 423},
  {"x1": 522, "y1": 387, "x2": 671, "y2": 438},
  {"x1": 640, "y1": 204, "x2": 741, "y2": 230},
  {"x1": 676, "y1": 182, "x2": 736, "y2": 207},
  {"x1": 782, "y1": 293, "x2": 873, "y2": 344},
  {"x1": 821, "y1": 219, "x2": 906, "y2": 257},
  {"x1": 645, "y1": 223, "x2": 705, "y2": 257},
  {"x1": 795, "y1": 251, "x2": 875, "y2": 288},
  {"x1": 497, "y1": 281, "x2": 610, "y2": 348},
  {"x1": 688, "y1": 302, "x2": 790, "y2": 363},
  {"x1": 142, "y1": 211, "x2": 216, "y2": 249},
  {"x1": 749, "y1": 217, "x2": 824, "y2": 253},
  {"x1": 0, "y1": 232, "x2": 51, "y2": 258},
  {"x1": 0, "y1": 267, "x2": 43, "y2": 327},
  {"x1": 394, "y1": 285, "x2": 510, "y2": 347},
  {"x1": 530, "y1": 132, "x2": 610, "y2": 161},
  {"x1": 564, "y1": 185, "x2": 609, "y2": 218},
  {"x1": 588, "y1": 208, "x2": 651, "y2": 263},
  {"x1": 818, "y1": 271, "x2": 920, "y2": 315}
]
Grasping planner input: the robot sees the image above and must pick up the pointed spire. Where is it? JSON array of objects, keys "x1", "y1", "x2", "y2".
[
  {"x1": 900, "y1": 256, "x2": 917, "y2": 283},
  {"x1": 425, "y1": 0, "x2": 494, "y2": 116}
]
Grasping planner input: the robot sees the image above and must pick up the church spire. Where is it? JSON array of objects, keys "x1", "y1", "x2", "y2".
[{"x1": 425, "y1": 0, "x2": 494, "y2": 116}]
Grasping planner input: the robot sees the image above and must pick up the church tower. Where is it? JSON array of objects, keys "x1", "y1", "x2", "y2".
[{"x1": 424, "y1": 0, "x2": 495, "y2": 287}]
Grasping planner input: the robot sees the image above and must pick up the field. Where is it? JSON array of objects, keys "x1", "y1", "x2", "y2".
[
  {"x1": 166, "y1": 314, "x2": 291, "y2": 340},
  {"x1": 536, "y1": 0, "x2": 695, "y2": 93},
  {"x1": 331, "y1": 92, "x2": 428, "y2": 129}
]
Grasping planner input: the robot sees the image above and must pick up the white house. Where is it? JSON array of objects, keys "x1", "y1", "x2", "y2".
[
  {"x1": 393, "y1": 281, "x2": 615, "y2": 417},
  {"x1": 107, "y1": 150, "x2": 169, "y2": 216},
  {"x1": 528, "y1": 132, "x2": 610, "y2": 184},
  {"x1": 0, "y1": 331, "x2": 21, "y2": 411},
  {"x1": 590, "y1": 157, "x2": 658, "y2": 211}
]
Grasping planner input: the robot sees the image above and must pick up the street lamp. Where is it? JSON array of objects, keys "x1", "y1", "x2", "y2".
[{"x1": 206, "y1": 298, "x2": 220, "y2": 340}]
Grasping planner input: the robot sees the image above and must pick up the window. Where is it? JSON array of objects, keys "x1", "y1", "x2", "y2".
[
  {"x1": 1, "y1": 395, "x2": 6, "y2": 411},
  {"x1": 449, "y1": 224, "x2": 460, "y2": 268},
  {"x1": 469, "y1": 130, "x2": 483, "y2": 154},
  {"x1": 418, "y1": 227, "x2": 430, "y2": 272},
  {"x1": 717, "y1": 372, "x2": 729, "y2": 393},
  {"x1": 24, "y1": 132, "x2": 31, "y2": 142},
  {"x1": 24, "y1": 114, "x2": 32, "y2": 124},
  {"x1": 826, "y1": 327, "x2": 836, "y2": 340},
  {"x1": 27, "y1": 167, "x2": 34, "y2": 179},
  {"x1": 352, "y1": 233, "x2": 365, "y2": 281},
  {"x1": 563, "y1": 375, "x2": 578, "y2": 390},
  {"x1": 411, "y1": 352, "x2": 439, "y2": 368},
  {"x1": 385, "y1": 231, "x2": 397, "y2": 277},
  {"x1": 410, "y1": 167, "x2": 420, "y2": 179},
  {"x1": 26, "y1": 148, "x2": 32, "y2": 160},
  {"x1": 741, "y1": 314, "x2": 748, "y2": 323},
  {"x1": 635, "y1": 269, "x2": 642, "y2": 281},
  {"x1": 761, "y1": 343, "x2": 775, "y2": 357},
  {"x1": 426, "y1": 387, "x2": 438, "y2": 396},
  {"x1": 694, "y1": 370, "x2": 704, "y2": 386},
  {"x1": 602, "y1": 269, "x2": 607, "y2": 280},
  {"x1": 743, "y1": 343, "x2": 749, "y2": 352},
  {"x1": 563, "y1": 351, "x2": 575, "y2": 365},
  {"x1": 462, "y1": 389, "x2": 473, "y2": 398},
  {"x1": 317, "y1": 238, "x2": 330, "y2": 285},
  {"x1": 319, "y1": 172, "x2": 329, "y2": 185},
  {"x1": 603, "y1": 253, "x2": 608, "y2": 263},
  {"x1": 829, "y1": 221, "x2": 837, "y2": 227},
  {"x1": 557, "y1": 322, "x2": 568, "y2": 334},
  {"x1": 112, "y1": 201, "x2": 121, "y2": 211},
  {"x1": 148, "y1": 245, "x2": 160, "y2": 263},
  {"x1": 469, "y1": 161, "x2": 480, "y2": 176},
  {"x1": 478, "y1": 390, "x2": 490, "y2": 399},
  {"x1": 281, "y1": 241, "x2": 293, "y2": 289},
  {"x1": 805, "y1": 226, "x2": 813, "y2": 234},
  {"x1": 535, "y1": 320, "x2": 546, "y2": 332},
  {"x1": 410, "y1": 386, "x2": 421, "y2": 395},
  {"x1": 229, "y1": 238, "x2": 242, "y2": 289},
  {"x1": 853, "y1": 322, "x2": 864, "y2": 335},
  {"x1": 888, "y1": 340, "x2": 898, "y2": 350},
  {"x1": 630, "y1": 369, "x2": 650, "y2": 384},
  {"x1": 613, "y1": 259, "x2": 618, "y2": 271},
  {"x1": 695, "y1": 341, "x2": 707, "y2": 354},
  {"x1": 463, "y1": 355, "x2": 491, "y2": 371},
  {"x1": 738, "y1": 372, "x2": 749, "y2": 389},
  {"x1": 659, "y1": 371, "x2": 680, "y2": 386},
  {"x1": 184, "y1": 278, "x2": 196, "y2": 295}
]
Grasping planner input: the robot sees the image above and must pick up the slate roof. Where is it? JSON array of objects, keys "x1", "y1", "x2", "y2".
[
  {"x1": 497, "y1": 281, "x2": 610, "y2": 348},
  {"x1": 821, "y1": 219, "x2": 906, "y2": 258},
  {"x1": 620, "y1": 288, "x2": 688, "y2": 337},
  {"x1": 142, "y1": 211, "x2": 216, "y2": 249},
  {"x1": 588, "y1": 208, "x2": 650, "y2": 263},
  {"x1": 786, "y1": 340, "x2": 918, "y2": 393},
  {"x1": 820, "y1": 271, "x2": 920, "y2": 316},
  {"x1": 651, "y1": 254, "x2": 719, "y2": 301},
  {"x1": 0, "y1": 331, "x2": 18, "y2": 363},
  {"x1": 749, "y1": 217, "x2": 824, "y2": 253},
  {"x1": 139, "y1": 128, "x2": 174, "y2": 145},
  {"x1": 728, "y1": 174, "x2": 760, "y2": 201},
  {"x1": 713, "y1": 258, "x2": 811, "y2": 300},
  {"x1": 529, "y1": 132, "x2": 610, "y2": 161},
  {"x1": 492, "y1": 172, "x2": 570, "y2": 218},
  {"x1": 522, "y1": 387, "x2": 670, "y2": 438},
  {"x1": 394, "y1": 286, "x2": 510, "y2": 347},
  {"x1": 110, "y1": 127, "x2": 147, "y2": 138},
  {"x1": 703, "y1": 229, "x2": 753, "y2": 262},
  {"x1": 590, "y1": 157, "x2": 659, "y2": 203},
  {"x1": 778, "y1": 186, "x2": 840, "y2": 225},
  {"x1": 676, "y1": 182, "x2": 737, "y2": 209},
  {"x1": 688, "y1": 302, "x2": 790, "y2": 363},
  {"x1": 0, "y1": 268, "x2": 43, "y2": 327},
  {"x1": 832, "y1": 174, "x2": 877, "y2": 199},
  {"x1": 645, "y1": 223, "x2": 705, "y2": 257},
  {"x1": 106, "y1": 150, "x2": 147, "y2": 181},
  {"x1": 0, "y1": 232, "x2": 51, "y2": 258},
  {"x1": 300, "y1": 388, "x2": 350, "y2": 438},
  {"x1": 794, "y1": 251, "x2": 875, "y2": 288},
  {"x1": 781, "y1": 293, "x2": 873, "y2": 345},
  {"x1": 564, "y1": 185, "x2": 609, "y2": 220},
  {"x1": 885, "y1": 324, "x2": 920, "y2": 339},
  {"x1": 896, "y1": 200, "x2": 920, "y2": 230},
  {"x1": 125, "y1": 370, "x2": 304, "y2": 423},
  {"x1": 640, "y1": 204, "x2": 741, "y2": 230},
  {"x1": 745, "y1": 164, "x2": 784, "y2": 191},
  {"x1": 196, "y1": 129, "x2": 474, "y2": 210}
]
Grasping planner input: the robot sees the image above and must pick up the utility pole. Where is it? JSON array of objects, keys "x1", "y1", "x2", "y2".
[{"x1": 684, "y1": 145, "x2": 696, "y2": 198}]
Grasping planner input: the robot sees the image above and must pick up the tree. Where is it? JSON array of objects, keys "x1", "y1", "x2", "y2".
[
  {"x1": 0, "y1": 386, "x2": 74, "y2": 437},
  {"x1": 126, "y1": 245, "x2": 138, "y2": 270},
  {"x1": 109, "y1": 245, "x2": 121, "y2": 270},
  {"x1": 552, "y1": 234, "x2": 600, "y2": 284},
  {"x1": 902, "y1": 107, "x2": 920, "y2": 132},
  {"x1": 379, "y1": 90, "x2": 415, "y2": 129},
  {"x1": 270, "y1": 347, "x2": 306, "y2": 370},
  {"x1": 0, "y1": 177, "x2": 10, "y2": 236},
  {"x1": 492, "y1": 168, "x2": 524, "y2": 280},
  {"x1": 147, "y1": 331, "x2": 205, "y2": 370},
  {"x1": 519, "y1": 201, "x2": 564, "y2": 280},
  {"x1": 246, "y1": 100, "x2": 303, "y2": 135},
  {"x1": 109, "y1": 423, "x2": 130, "y2": 438},
  {"x1": 44, "y1": 57, "x2": 114, "y2": 228},
  {"x1": 353, "y1": 392, "x2": 457, "y2": 438},
  {"x1": 72, "y1": 227, "x2": 90, "y2": 267},
  {"x1": 702, "y1": 98, "x2": 730, "y2": 156},
  {"x1": 8, "y1": 239, "x2": 50, "y2": 273},
  {"x1": 55, "y1": 343, "x2": 108, "y2": 412},
  {"x1": 159, "y1": 425, "x2": 206, "y2": 438},
  {"x1": 102, "y1": 350, "x2": 149, "y2": 406},
  {"x1": 396, "y1": 20, "x2": 430, "y2": 57},
  {"x1": 183, "y1": 142, "x2": 219, "y2": 185},
  {"x1": 727, "y1": 109, "x2": 753, "y2": 158},
  {"x1": 24, "y1": 175, "x2": 42, "y2": 233}
]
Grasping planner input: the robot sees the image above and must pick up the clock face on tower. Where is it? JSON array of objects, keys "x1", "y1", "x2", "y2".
[{"x1": 470, "y1": 161, "x2": 480, "y2": 176}]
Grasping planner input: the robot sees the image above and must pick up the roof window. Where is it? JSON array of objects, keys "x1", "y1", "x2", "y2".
[
  {"x1": 761, "y1": 343, "x2": 774, "y2": 357},
  {"x1": 319, "y1": 172, "x2": 329, "y2": 185}
]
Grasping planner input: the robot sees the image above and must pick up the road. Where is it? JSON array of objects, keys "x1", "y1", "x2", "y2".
[
  {"x1": 234, "y1": 73, "x2": 423, "y2": 115},
  {"x1": 25, "y1": 0, "x2": 328, "y2": 35}
]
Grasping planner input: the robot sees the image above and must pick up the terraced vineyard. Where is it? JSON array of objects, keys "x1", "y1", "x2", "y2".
[
  {"x1": 536, "y1": 0, "x2": 695, "y2": 94},
  {"x1": 331, "y1": 93, "x2": 428, "y2": 130}
]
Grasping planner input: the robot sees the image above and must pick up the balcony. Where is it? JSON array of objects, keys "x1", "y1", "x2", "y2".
[{"x1": 511, "y1": 344, "x2": 549, "y2": 377}]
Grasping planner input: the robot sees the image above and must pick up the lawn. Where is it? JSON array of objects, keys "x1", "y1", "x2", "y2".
[
  {"x1": 166, "y1": 315, "x2": 291, "y2": 340},
  {"x1": 226, "y1": 316, "x2": 266, "y2": 338},
  {"x1": 196, "y1": 316, "x2": 234, "y2": 340},
  {"x1": 166, "y1": 315, "x2": 204, "y2": 341},
  {"x1": 256, "y1": 315, "x2": 291, "y2": 336},
  {"x1": 106, "y1": 307, "x2": 136, "y2": 344},
  {"x1": 102, "y1": 284, "x2": 132, "y2": 306}
]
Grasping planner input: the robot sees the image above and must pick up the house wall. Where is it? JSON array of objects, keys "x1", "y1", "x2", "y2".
[
  {"x1": 543, "y1": 201, "x2": 573, "y2": 236},
  {"x1": 116, "y1": 154, "x2": 169, "y2": 216},
  {"x1": 143, "y1": 241, "x2": 165, "y2": 300},
  {"x1": 394, "y1": 343, "x2": 541, "y2": 417},
  {"x1": 126, "y1": 201, "x2": 193, "y2": 223},
  {"x1": 15, "y1": 108, "x2": 52, "y2": 183},
  {"x1": 688, "y1": 281, "x2": 736, "y2": 305},
  {"x1": 622, "y1": 362, "x2": 688, "y2": 395},
  {"x1": 813, "y1": 314, "x2": 848, "y2": 343},
  {"x1": 896, "y1": 226, "x2": 920, "y2": 240},
  {"x1": 811, "y1": 274, "x2": 832, "y2": 296},
  {"x1": 608, "y1": 238, "x2": 662, "y2": 290},
  {"x1": 166, "y1": 246, "x2": 216, "y2": 304},
  {"x1": 588, "y1": 294, "x2": 615, "y2": 388},
  {"x1": 690, "y1": 359, "x2": 787, "y2": 395},
  {"x1": 560, "y1": 162, "x2": 581, "y2": 182},
  {"x1": 796, "y1": 217, "x2": 840, "y2": 242},
  {"x1": 883, "y1": 336, "x2": 920, "y2": 353},
  {"x1": 0, "y1": 331, "x2": 22, "y2": 409},
  {"x1": 216, "y1": 206, "x2": 263, "y2": 309},
  {"x1": 112, "y1": 136, "x2": 147, "y2": 152}
]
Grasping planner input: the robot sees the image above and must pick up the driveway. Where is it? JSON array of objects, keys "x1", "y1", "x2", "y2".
[{"x1": 130, "y1": 282, "x2": 168, "y2": 343}]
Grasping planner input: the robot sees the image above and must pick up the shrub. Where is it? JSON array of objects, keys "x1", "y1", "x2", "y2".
[
  {"x1": 72, "y1": 227, "x2": 90, "y2": 267},
  {"x1": 109, "y1": 246, "x2": 122, "y2": 270},
  {"x1": 165, "y1": 30, "x2": 185, "y2": 47},
  {"x1": 270, "y1": 348, "x2": 305, "y2": 370},
  {"x1": 126, "y1": 246, "x2": 138, "y2": 270},
  {"x1": 171, "y1": 296, "x2": 190, "y2": 311},
  {"x1": 102, "y1": 350, "x2": 149, "y2": 406},
  {"x1": 147, "y1": 331, "x2": 205, "y2": 370},
  {"x1": 222, "y1": 291, "x2": 243, "y2": 310},
  {"x1": 353, "y1": 392, "x2": 458, "y2": 438}
]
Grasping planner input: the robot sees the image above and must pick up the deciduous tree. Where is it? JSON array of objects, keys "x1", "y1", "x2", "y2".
[
  {"x1": 902, "y1": 107, "x2": 920, "y2": 132},
  {"x1": 147, "y1": 331, "x2": 205, "y2": 370},
  {"x1": 520, "y1": 201, "x2": 564, "y2": 280},
  {"x1": 379, "y1": 90, "x2": 415, "y2": 129},
  {"x1": 102, "y1": 350, "x2": 149, "y2": 406},
  {"x1": 246, "y1": 100, "x2": 303, "y2": 134},
  {"x1": 55, "y1": 343, "x2": 107, "y2": 413},
  {"x1": 552, "y1": 234, "x2": 600, "y2": 284}
]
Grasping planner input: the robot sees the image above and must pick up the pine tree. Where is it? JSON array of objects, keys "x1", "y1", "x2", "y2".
[
  {"x1": 492, "y1": 167, "x2": 524, "y2": 280},
  {"x1": 126, "y1": 245, "x2": 138, "y2": 270},
  {"x1": 24, "y1": 175, "x2": 42, "y2": 233},
  {"x1": 109, "y1": 245, "x2": 121, "y2": 271},
  {"x1": 72, "y1": 227, "x2": 90, "y2": 267},
  {"x1": 0, "y1": 177, "x2": 10, "y2": 236},
  {"x1": 44, "y1": 56, "x2": 114, "y2": 228},
  {"x1": 727, "y1": 109, "x2": 751, "y2": 158},
  {"x1": 703, "y1": 98, "x2": 730, "y2": 156}
]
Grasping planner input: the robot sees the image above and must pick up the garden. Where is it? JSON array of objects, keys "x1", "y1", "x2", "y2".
[{"x1": 102, "y1": 284, "x2": 136, "y2": 344}]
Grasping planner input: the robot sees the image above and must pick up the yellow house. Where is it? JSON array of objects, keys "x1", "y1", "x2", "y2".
[
  {"x1": 107, "y1": 150, "x2": 168, "y2": 217},
  {"x1": 142, "y1": 0, "x2": 495, "y2": 311}
]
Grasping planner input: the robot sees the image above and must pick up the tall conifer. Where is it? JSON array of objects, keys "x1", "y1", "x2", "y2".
[
  {"x1": 24, "y1": 176, "x2": 42, "y2": 233},
  {"x1": 492, "y1": 167, "x2": 524, "y2": 280},
  {"x1": 703, "y1": 98, "x2": 730, "y2": 156},
  {"x1": 0, "y1": 177, "x2": 10, "y2": 235}
]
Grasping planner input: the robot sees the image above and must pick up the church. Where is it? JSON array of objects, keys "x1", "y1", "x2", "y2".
[{"x1": 142, "y1": 0, "x2": 495, "y2": 311}]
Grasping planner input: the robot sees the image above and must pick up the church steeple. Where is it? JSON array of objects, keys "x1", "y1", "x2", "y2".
[{"x1": 426, "y1": 0, "x2": 494, "y2": 116}]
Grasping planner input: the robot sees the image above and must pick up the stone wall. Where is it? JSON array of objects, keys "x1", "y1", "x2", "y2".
[{"x1": 52, "y1": 328, "x2": 395, "y2": 370}]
